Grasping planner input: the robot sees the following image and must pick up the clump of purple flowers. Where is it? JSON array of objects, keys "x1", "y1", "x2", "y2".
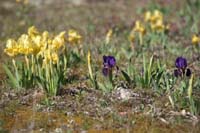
[
  {"x1": 102, "y1": 55, "x2": 116, "y2": 76},
  {"x1": 174, "y1": 57, "x2": 191, "y2": 77}
]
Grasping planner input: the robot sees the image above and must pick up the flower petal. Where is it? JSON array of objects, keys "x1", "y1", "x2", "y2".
[{"x1": 186, "y1": 68, "x2": 191, "y2": 77}]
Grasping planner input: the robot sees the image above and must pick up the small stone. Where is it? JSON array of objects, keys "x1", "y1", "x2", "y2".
[
  {"x1": 115, "y1": 87, "x2": 132, "y2": 100},
  {"x1": 181, "y1": 110, "x2": 186, "y2": 116},
  {"x1": 54, "y1": 128, "x2": 62, "y2": 133}
]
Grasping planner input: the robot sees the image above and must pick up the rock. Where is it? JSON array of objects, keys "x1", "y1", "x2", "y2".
[
  {"x1": 114, "y1": 87, "x2": 132, "y2": 101},
  {"x1": 181, "y1": 109, "x2": 186, "y2": 116},
  {"x1": 54, "y1": 128, "x2": 63, "y2": 133}
]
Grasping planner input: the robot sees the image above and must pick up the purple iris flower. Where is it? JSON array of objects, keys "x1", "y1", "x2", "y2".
[
  {"x1": 103, "y1": 56, "x2": 116, "y2": 68},
  {"x1": 102, "y1": 55, "x2": 116, "y2": 76},
  {"x1": 174, "y1": 57, "x2": 191, "y2": 77},
  {"x1": 175, "y1": 57, "x2": 187, "y2": 69}
]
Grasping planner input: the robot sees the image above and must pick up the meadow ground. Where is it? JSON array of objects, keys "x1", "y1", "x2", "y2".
[{"x1": 0, "y1": 0, "x2": 200, "y2": 132}]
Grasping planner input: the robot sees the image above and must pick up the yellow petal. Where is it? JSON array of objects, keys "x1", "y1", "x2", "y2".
[
  {"x1": 6, "y1": 39, "x2": 16, "y2": 48},
  {"x1": 28, "y1": 26, "x2": 39, "y2": 37},
  {"x1": 144, "y1": 11, "x2": 152, "y2": 22}
]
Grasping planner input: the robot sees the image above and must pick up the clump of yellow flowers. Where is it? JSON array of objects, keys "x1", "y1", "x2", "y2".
[
  {"x1": 4, "y1": 26, "x2": 66, "y2": 64},
  {"x1": 3, "y1": 26, "x2": 82, "y2": 96},
  {"x1": 129, "y1": 10, "x2": 169, "y2": 45}
]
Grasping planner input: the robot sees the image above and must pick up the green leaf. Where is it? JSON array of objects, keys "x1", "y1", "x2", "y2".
[
  {"x1": 98, "y1": 82, "x2": 107, "y2": 92},
  {"x1": 2, "y1": 64, "x2": 20, "y2": 89},
  {"x1": 148, "y1": 55, "x2": 154, "y2": 85},
  {"x1": 121, "y1": 70, "x2": 132, "y2": 84}
]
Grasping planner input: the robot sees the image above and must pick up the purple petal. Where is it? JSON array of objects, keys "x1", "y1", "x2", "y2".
[
  {"x1": 175, "y1": 57, "x2": 187, "y2": 69},
  {"x1": 174, "y1": 69, "x2": 181, "y2": 77},
  {"x1": 103, "y1": 55, "x2": 116, "y2": 68},
  {"x1": 103, "y1": 55, "x2": 108, "y2": 63},
  {"x1": 102, "y1": 67, "x2": 109, "y2": 76},
  {"x1": 186, "y1": 68, "x2": 191, "y2": 77},
  {"x1": 108, "y1": 56, "x2": 116, "y2": 67}
]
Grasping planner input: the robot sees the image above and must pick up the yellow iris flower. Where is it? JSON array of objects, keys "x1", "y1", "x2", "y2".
[
  {"x1": 150, "y1": 10, "x2": 163, "y2": 24},
  {"x1": 4, "y1": 39, "x2": 19, "y2": 57},
  {"x1": 68, "y1": 29, "x2": 82, "y2": 44},
  {"x1": 192, "y1": 35, "x2": 200, "y2": 45},
  {"x1": 52, "y1": 31, "x2": 66, "y2": 50},
  {"x1": 151, "y1": 19, "x2": 165, "y2": 32},
  {"x1": 134, "y1": 21, "x2": 146, "y2": 35}
]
